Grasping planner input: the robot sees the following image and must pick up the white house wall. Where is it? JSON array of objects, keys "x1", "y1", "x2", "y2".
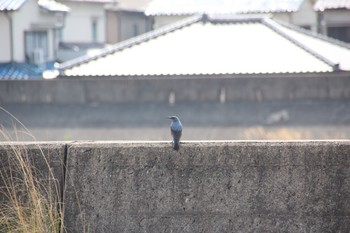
[
  {"x1": 323, "y1": 10, "x2": 350, "y2": 27},
  {"x1": 291, "y1": 0, "x2": 317, "y2": 31},
  {"x1": 153, "y1": 15, "x2": 187, "y2": 29},
  {"x1": 0, "y1": 14, "x2": 11, "y2": 62},
  {"x1": 11, "y1": 0, "x2": 57, "y2": 62},
  {"x1": 61, "y1": 1, "x2": 105, "y2": 43},
  {"x1": 273, "y1": 7, "x2": 317, "y2": 32}
]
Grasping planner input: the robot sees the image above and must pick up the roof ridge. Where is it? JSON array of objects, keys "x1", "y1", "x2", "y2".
[
  {"x1": 145, "y1": 0, "x2": 304, "y2": 16},
  {"x1": 59, "y1": 15, "x2": 202, "y2": 71},
  {"x1": 262, "y1": 18, "x2": 340, "y2": 71},
  {"x1": 207, "y1": 14, "x2": 267, "y2": 23},
  {"x1": 273, "y1": 18, "x2": 350, "y2": 50},
  {"x1": 0, "y1": 0, "x2": 27, "y2": 11}
]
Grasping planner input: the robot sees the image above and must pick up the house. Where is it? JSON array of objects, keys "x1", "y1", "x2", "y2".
[
  {"x1": 0, "y1": 0, "x2": 69, "y2": 79},
  {"x1": 56, "y1": 0, "x2": 114, "y2": 62},
  {"x1": 314, "y1": 0, "x2": 350, "y2": 43},
  {"x1": 58, "y1": 14, "x2": 350, "y2": 77},
  {"x1": 105, "y1": 0, "x2": 154, "y2": 44},
  {"x1": 145, "y1": 0, "x2": 318, "y2": 32}
]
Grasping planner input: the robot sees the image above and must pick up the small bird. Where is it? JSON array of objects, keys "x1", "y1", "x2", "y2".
[{"x1": 168, "y1": 116, "x2": 182, "y2": 151}]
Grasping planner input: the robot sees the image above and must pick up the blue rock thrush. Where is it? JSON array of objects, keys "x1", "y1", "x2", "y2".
[{"x1": 168, "y1": 116, "x2": 182, "y2": 151}]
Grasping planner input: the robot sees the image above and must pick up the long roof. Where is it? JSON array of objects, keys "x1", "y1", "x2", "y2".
[
  {"x1": 0, "y1": 62, "x2": 53, "y2": 79},
  {"x1": 0, "y1": 0, "x2": 27, "y2": 10},
  {"x1": 60, "y1": 0, "x2": 116, "y2": 3},
  {"x1": 107, "y1": 0, "x2": 153, "y2": 12},
  {"x1": 314, "y1": 0, "x2": 350, "y2": 11},
  {"x1": 0, "y1": 0, "x2": 69, "y2": 12},
  {"x1": 59, "y1": 15, "x2": 350, "y2": 77},
  {"x1": 145, "y1": 0, "x2": 305, "y2": 15},
  {"x1": 38, "y1": 0, "x2": 70, "y2": 12}
]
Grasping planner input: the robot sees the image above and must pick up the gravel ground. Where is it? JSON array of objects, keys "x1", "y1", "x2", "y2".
[{"x1": 1, "y1": 100, "x2": 350, "y2": 141}]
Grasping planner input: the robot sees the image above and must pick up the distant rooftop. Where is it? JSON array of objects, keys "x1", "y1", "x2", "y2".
[
  {"x1": 107, "y1": 0, "x2": 153, "y2": 12},
  {"x1": 59, "y1": 15, "x2": 350, "y2": 77},
  {"x1": 39, "y1": 0, "x2": 70, "y2": 12},
  {"x1": 60, "y1": 0, "x2": 117, "y2": 3},
  {"x1": 0, "y1": 62, "x2": 54, "y2": 79},
  {"x1": 0, "y1": 0, "x2": 27, "y2": 11},
  {"x1": 0, "y1": 0, "x2": 69, "y2": 12},
  {"x1": 145, "y1": 0, "x2": 305, "y2": 15},
  {"x1": 314, "y1": 0, "x2": 350, "y2": 11}
]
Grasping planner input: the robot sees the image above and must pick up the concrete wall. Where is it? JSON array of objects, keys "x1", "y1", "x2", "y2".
[
  {"x1": 1, "y1": 141, "x2": 350, "y2": 232},
  {"x1": 0, "y1": 72, "x2": 350, "y2": 104}
]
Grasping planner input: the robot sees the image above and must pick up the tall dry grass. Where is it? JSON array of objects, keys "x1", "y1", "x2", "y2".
[
  {"x1": 0, "y1": 107, "x2": 64, "y2": 233},
  {"x1": 242, "y1": 126, "x2": 347, "y2": 140}
]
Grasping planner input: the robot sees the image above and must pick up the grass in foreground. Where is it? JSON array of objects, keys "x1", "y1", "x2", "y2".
[{"x1": 0, "y1": 107, "x2": 64, "y2": 233}]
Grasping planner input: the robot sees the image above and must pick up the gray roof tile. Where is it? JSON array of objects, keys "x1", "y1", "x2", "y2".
[
  {"x1": 38, "y1": 0, "x2": 69, "y2": 12},
  {"x1": 314, "y1": 0, "x2": 350, "y2": 11},
  {"x1": 109, "y1": 0, "x2": 153, "y2": 11},
  {"x1": 145, "y1": 0, "x2": 305, "y2": 15},
  {"x1": 0, "y1": 0, "x2": 27, "y2": 11},
  {"x1": 0, "y1": 0, "x2": 70, "y2": 12}
]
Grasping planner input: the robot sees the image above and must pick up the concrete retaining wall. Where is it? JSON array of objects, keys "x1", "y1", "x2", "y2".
[
  {"x1": 0, "y1": 73, "x2": 350, "y2": 104},
  {"x1": 0, "y1": 142, "x2": 65, "y2": 207},
  {"x1": 1, "y1": 141, "x2": 350, "y2": 232}
]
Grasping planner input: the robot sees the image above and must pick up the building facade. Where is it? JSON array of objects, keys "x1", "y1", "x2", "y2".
[{"x1": 0, "y1": 0, "x2": 69, "y2": 64}]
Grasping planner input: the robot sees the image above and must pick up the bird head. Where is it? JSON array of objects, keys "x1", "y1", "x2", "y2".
[{"x1": 168, "y1": 116, "x2": 179, "y2": 121}]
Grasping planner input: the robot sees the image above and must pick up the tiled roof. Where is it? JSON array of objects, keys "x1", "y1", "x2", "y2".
[
  {"x1": 0, "y1": 0, "x2": 26, "y2": 11},
  {"x1": 59, "y1": 15, "x2": 350, "y2": 77},
  {"x1": 0, "y1": 62, "x2": 54, "y2": 79},
  {"x1": 145, "y1": 0, "x2": 305, "y2": 15},
  {"x1": 0, "y1": 0, "x2": 69, "y2": 12},
  {"x1": 38, "y1": 0, "x2": 70, "y2": 12},
  {"x1": 61, "y1": 0, "x2": 117, "y2": 3},
  {"x1": 314, "y1": 0, "x2": 350, "y2": 11},
  {"x1": 107, "y1": 0, "x2": 153, "y2": 11}
]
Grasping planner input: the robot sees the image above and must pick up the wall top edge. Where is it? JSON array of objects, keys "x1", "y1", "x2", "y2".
[{"x1": 0, "y1": 140, "x2": 349, "y2": 146}]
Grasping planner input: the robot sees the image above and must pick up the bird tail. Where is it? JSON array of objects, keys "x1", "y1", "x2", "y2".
[{"x1": 173, "y1": 140, "x2": 180, "y2": 151}]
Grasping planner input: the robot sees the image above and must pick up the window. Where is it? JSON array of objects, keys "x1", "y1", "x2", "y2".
[
  {"x1": 92, "y1": 19, "x2": 98, "y2": 42},
  {"x1": 25, "y1": 31, "x2": 48, "y2": 64},
  {"x1": 327, "y1": 26, "x2": 350, "y2": 43}
]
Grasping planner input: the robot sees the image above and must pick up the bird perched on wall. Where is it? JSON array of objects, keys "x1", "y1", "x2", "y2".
[{"x1": 168, "y1": 116, "x2": 182, "y2": 151}]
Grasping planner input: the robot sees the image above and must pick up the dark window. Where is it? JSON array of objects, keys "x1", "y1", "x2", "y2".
[{"x1": 327, "y1": 26, "x2": 350, "y2": 43}]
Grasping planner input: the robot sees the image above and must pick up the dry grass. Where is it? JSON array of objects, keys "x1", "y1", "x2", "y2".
[
  {"x1": 242, "y1": 126, "x2": 312, "y2": 140},
  {"x1": 0, "y1": 144, "x2": 63, "y2": 233},
  {"x1": 242, "y1": 126, "x2": 347, "y2": 140},
  {"x1": 0, "y1": 107, "x2": 64, "y2": 233}
]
